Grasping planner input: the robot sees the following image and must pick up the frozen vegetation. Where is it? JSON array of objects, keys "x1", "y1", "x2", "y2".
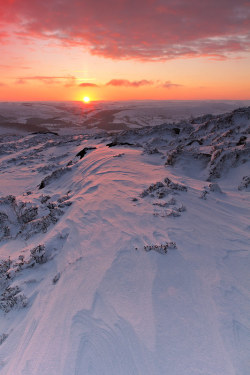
[{"x1": 0, "y1": 102, "x2": 249, "y2": 375}]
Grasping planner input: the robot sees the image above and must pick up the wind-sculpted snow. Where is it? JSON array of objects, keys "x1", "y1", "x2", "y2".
[
  {"x1": 0, "y1": 106, "x2": 249, "y2": 375},
  {"x1": 38, "y1": 167, "x2": 72, "y2": 189}
]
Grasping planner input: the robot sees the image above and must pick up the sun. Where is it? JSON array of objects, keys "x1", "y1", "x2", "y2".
[{"x1": 83, "y1": 96, "x2": 90, "y2": 103}]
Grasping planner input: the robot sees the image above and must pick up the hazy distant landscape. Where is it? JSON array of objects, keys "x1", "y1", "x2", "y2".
[{"x1": 1, "y1": 100, "x2": 250, "y2": 135}]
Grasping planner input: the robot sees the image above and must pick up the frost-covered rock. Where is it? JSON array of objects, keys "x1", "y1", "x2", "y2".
[
  {"x1": 141, "y1": 178, "x2": 187, "y2": 217},
  {"x1": 208, "y1": 147, "x2": 250, "y2": 180},
  {"x1": 0, "y1": 213, "x2": 11, "y2": 241},
  {"x1": 0, "y1": 258, "x2": 11, "y2": 277},
  {"x1": 30, "y1": 244, "x2": 47, "y2": 264},
  {"x1": 200, "y1": 183, "x2": 223, "y2": 199},
  {"x1": 165, "y1": 148, "x2": 181, "y2": 166},
  {"x1": 0, "y1": 193, "x2": 69, "y2": 241},
  {"x1": 153, "y1": 203, "x2": 186, "y2": 217},
  {"x1": 140, "y1": 182, "x2": 167, "y2": 198},
  {"x1": 153, "y1": 197, "x2": 177, "y2": 207},
  {"x1": 52, "y1": 272, "x2": 61, "y2": 284},
  {"x1": 0, "y1": 196, "x2": 39, "y2": 240},
  {"x1": 40, "y1": 195, "x2": 51, "y2": 204},
  {"x1": 238, "y1": 176, "x2": 250, "y2": 191},
  {"x1": 0, "y1": 258, "x2": 12, "y2": 289},
  {"x1": 164, "y1": 177, "x2": 188, "y2": 191},
  {"x1": 0, "y1": 286, "x2": 27, "y2": 313},
  {"x1": 144, "y1": 242, "x2": 177, "y2": 254},
  {"x1": 143, "y1": 146, "x2": 160, "y2": 155},
  {"x1": 209, "y1": 183, "x2": 222, "y2": 193},
  {"x1": 0, "y1": 333, "x2": 8, "y2": 345},
  {"x1": 200, "y1": 190, "x2": 209, "y2": 200},
  {"x1": 19, "y1": 205, "x2": 38, "y2": 224}
]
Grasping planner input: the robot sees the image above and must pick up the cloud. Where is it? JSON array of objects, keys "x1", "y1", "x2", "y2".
[
  {"x1": 0, "y1": 64, "x2": 31, "y2": 70},
  {"x1": 106, "y1": 79, "x2": 182, "y2": 88},
  {"x1": 78, "y1": 82, "x2": 99, "y2": 87},
  {"x1": 15, "y1": 75, "x2": 76, "y2": 85},
  {"x1": 14, "y1": 76, "x2": 181, "y2": 89},
  {"x1": 0, "y1": 64, "x2": 12, "y2": 69},
  {"x1": 161, "y1": 81, "x2": 183, "y2": 89},
  {"x1": 15, "y1": 78, "x2": 26, "y2": 85},
  {"x1": 106, "y1": 79, "x2": 153, "y2": 87},
  {"x1": 0, "y1": 31, "x2": 8, "y2": 43},
  {"x1": 0, "y1": 82, "x2": 6, "y2": 87},
  {"x1": 1, "y1": 0, "x2": 250, "y2": 60}
]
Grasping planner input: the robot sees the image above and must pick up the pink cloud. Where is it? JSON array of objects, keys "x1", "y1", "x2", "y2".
[
  {"x1": 0, "y1": 0, "x2": 250, "y2": 60},
  {"x1": 0, "y1": 31, "x2": 9, "y2": 43},
  {"x1": 79, "y1": 82, "x2": 99, "y2": 87},
  {"x1": 15, "y1": 75, "x2": 76, "y2": 85},
  {"x1": 106, "y1": 79, "x2": 153, "y2": 87}
]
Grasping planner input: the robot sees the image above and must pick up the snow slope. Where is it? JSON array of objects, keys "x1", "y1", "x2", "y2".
[{"x1": 0, "y1": 105, "x2": 249, "y2": 375}]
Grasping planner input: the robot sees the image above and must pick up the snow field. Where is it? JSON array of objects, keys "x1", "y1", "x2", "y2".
[{"x1": 0, "y1": 106, "x2": 249, "y2": 374}]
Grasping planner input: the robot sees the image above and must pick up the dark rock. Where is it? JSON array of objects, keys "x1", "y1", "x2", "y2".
[
  {"x1": 106, "y1": 141, "x2": 134, "y2": 148},
  {"x1": 236, "y1": 136, "x2": 247, "y2": 146},
  {"x1": 76, "y1": 147, "x2": 96, "y2": 159},
  {"x1": 172, "y1": 128, "x2": 180, "y2": 135}
]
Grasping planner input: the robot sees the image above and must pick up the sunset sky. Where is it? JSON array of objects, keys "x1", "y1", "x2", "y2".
[{"x1": 0, "y1": 0, "x2": 250, "y2": 101}]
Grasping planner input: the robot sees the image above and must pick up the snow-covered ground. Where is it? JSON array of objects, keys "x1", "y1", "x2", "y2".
[{"x1": 0, "y1": 102, "x2": 249, "y2": 375}]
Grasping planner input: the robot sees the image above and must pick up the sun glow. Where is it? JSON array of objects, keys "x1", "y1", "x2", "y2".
[{"x1": 83, "y1": 96, "x2": 90, "y2": 103}]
